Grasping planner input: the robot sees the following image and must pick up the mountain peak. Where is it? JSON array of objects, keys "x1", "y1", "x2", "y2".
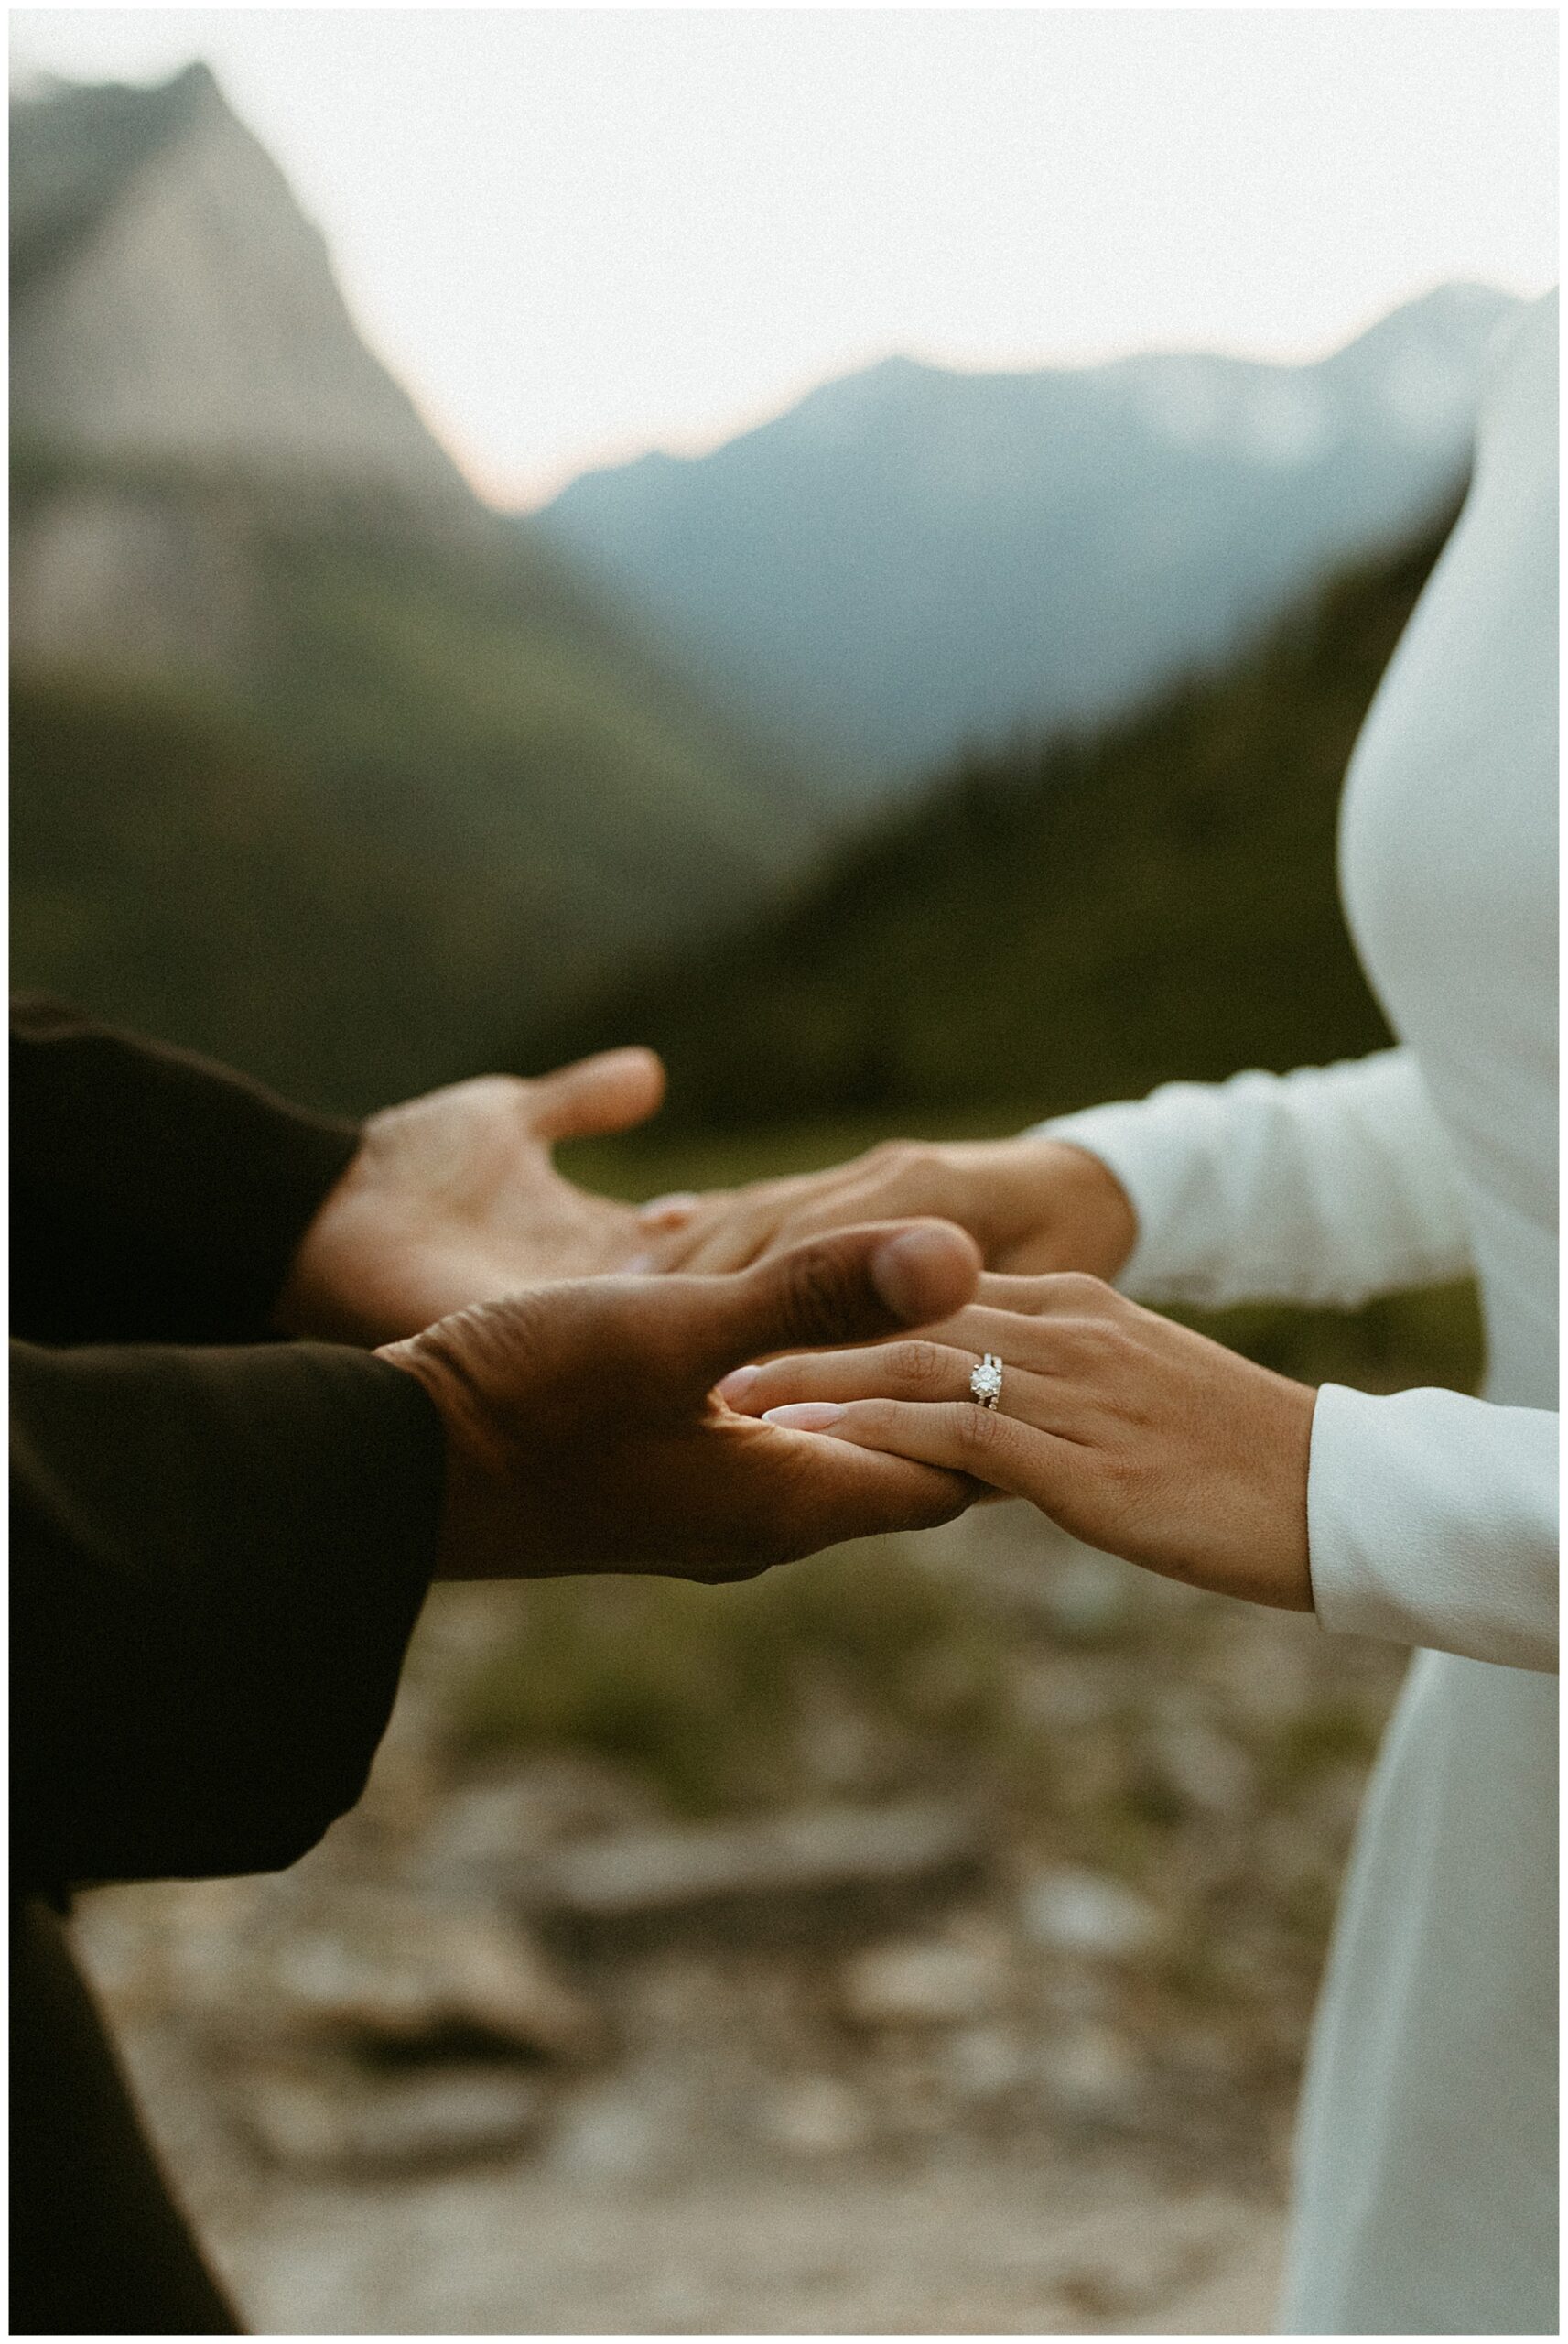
[
  {"x1": 10, "y1": 62, "x2": 222, "y2": 292},
  {"x1": 11, "y1": 63, "x2": 473, "y2": 505}
]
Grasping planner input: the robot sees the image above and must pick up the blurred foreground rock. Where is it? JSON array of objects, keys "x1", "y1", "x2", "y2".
[
  {"x1": 236, "y1": 1888, "x2": 602, "y2": 2064},
  {"x1": 236, "y1": 2060, "x2": 547, "y2": 2176},
  {"x1": 541, "y1": 1798, "x2": 986, "y2": 1927}
]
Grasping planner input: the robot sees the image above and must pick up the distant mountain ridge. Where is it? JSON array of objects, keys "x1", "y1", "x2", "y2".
[{"x1": 538, "y1": 284, "x2": 1518, "y2": 786}]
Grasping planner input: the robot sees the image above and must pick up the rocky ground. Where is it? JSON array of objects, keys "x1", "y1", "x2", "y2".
[{"x1": 72, "y1": 1506, "x2": 1402, "y2": 2334}]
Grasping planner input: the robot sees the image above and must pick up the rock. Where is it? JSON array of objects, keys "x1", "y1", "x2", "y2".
[
  {"x1": 541, "y1": 1800, "x2": 983, "y2": 1922},
  {"x1": 759, "y1": 2075, "x2": 872, "y2": 2157},
  {"x1": 838, "y1": 1937, "x2": 1009, "y2": 2028},
  {"x1": 237, "y1": 2061, "x2": 544, "y2": 2173},
  {"x1": 236, "y1": 1888, "x2": 603, "y2": 2063},
  {"x1": 1018, "y1": 1867, "x2": 1163, "y2": 1962}
]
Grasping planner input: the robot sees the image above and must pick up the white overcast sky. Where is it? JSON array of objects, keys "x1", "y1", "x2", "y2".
[{"x1": 9, "y1": 7, "x2": 1559, "y2": 505}]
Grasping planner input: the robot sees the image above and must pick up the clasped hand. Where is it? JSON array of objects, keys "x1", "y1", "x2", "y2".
[{"x1": 278, "y1": 1058, "x2": 1314, "y2": 1605}]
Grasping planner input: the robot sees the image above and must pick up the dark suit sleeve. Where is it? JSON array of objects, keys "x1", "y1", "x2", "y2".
[
  {"x1": 10, "y1": 997, "x2": 362, "y2": 1347},
  {"x1": 11, "y1": 1336, "x2": 446, "y2": 1896}
]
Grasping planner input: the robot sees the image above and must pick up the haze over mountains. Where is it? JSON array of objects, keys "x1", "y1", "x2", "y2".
[{"x1": 539, "y1": 284, "x2": 1517, "y2": 784}]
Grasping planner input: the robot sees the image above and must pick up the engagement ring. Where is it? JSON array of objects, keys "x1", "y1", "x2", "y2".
[{"x1": 969, "y1": 1352, "x2": 1003, "y2": 1410}]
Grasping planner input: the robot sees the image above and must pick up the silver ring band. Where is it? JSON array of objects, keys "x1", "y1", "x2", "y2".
[{"x1": 969, "y1": 1352, "x2": 1003, "y2": 1410}]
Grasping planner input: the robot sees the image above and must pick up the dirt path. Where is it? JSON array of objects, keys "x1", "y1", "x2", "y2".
[{"x1": 178, "y1": 2149, "x2": 1286, "y2": 2334}]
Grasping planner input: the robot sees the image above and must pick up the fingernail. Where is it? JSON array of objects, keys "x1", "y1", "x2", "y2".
[
  {"x1": 638, "y1": 1191, "x2": 699, "y2": 1224},
  {"x1": 762, "y1": 1402, "x2": 846, "y2": 1431},
  {"x1": 717, "y1": 1364, "x2": 760, "y2": 1405}
]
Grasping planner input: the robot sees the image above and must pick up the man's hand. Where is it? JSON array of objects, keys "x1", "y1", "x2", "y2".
[
  {"x1": 637, "y1": 1134, "x2": 1138, "y2": 1283},
  {"x1": 378, "y1": 1221, "x2": 983, "y2": 1582},
  {"x1": 276, "y1": 1052, "x2": 666, "y2": 1345}
]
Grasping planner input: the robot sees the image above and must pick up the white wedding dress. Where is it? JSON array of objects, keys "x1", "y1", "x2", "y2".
[{"x1": 1040, "y1": 289, "x2": 1558, "y2": 2333}]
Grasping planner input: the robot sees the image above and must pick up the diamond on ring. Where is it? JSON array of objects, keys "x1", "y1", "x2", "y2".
[{"x1": 969, "y1": 1352, "x2": 1003, "y2": 1410}]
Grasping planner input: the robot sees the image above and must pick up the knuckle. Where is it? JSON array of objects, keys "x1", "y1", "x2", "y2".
[
  {"x1": 914, "y1": 1474, "x2": 972, "y2": 1529},
  {"x1": 852, "y1": 1396, "x2": 900, "y2": 1439},
  {"x1": 1050, "y1": 1270, "x2": 1114, "y2": 1309},
  {"x1": 893, "y1": 1338, "x2": 948, "y2": 1395},
  {"x1": 886, "y1": 1140, "x2": 943, "y2": 1190},
  {"x1": 1103, "y1": 1439, "x2": 1155, "y2": 1504},
  {"x1": 1066, "y1": 1317, "x2": 1122, "y2": 1369},
  {"x1": 772, "y1": 1243, "x2": 866, "y2": 1348},
  {"x1": 957, "y1": 1399, "x2": 1005, "y2": 1460}
]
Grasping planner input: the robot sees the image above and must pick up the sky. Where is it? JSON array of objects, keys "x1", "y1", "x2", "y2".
[{"x1": 9, "y1": 7, "x2": 1558, "y2": 507}]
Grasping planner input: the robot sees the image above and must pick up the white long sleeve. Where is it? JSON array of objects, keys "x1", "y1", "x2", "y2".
[
  {"x1": 1033, "y1": 1046, "x2": 1474, "y2": 1310},
  {"x1": 1305, "y1": 1383, "x2": 1555, "y2": 1672}
]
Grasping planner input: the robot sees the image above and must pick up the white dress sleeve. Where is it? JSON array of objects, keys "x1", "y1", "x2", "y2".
[
  {"x1": 1032, "y1": 1053, "x2": 1558, "y2": 1672},
  {"x1": 1306, "y1": 1384, "x2": 1555, "y2": 1671},
  {"x1": 1033, "y1": 1046, "x2": 1473, "y2": 1308}
]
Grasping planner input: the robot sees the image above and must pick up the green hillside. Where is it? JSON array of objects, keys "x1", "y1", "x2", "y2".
[
  {"x1": 549, "y1": 507, "x2": 1458, "y2": 1129},
  {"x1": 11, "y1": 462, "x2": 808, "y2": 1114}
]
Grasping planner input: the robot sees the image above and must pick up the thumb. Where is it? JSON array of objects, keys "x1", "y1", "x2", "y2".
[
  {"x1": 684, "y1": 1220, "x2": 982, "y2": 1388},
  {"x1": 527, "y1": 1047, "x2": 665, "y2": 1143}
]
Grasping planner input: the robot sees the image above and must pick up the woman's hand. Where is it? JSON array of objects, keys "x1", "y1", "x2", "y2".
[
  {"x1": 277, "y1": 1052, "x2": 666, "y2": 1344},
  {"x1": 637, "y1": 1134, "x2": 1139, "y2": 1282},
  {"x1": 719, "y1": 1274, "x2": 1317, "y2": 1612}
]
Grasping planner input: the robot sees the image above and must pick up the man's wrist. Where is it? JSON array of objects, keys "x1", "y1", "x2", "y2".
[{"x1": 377, "y1": 1316, "x2": 523, "y2": 1582}]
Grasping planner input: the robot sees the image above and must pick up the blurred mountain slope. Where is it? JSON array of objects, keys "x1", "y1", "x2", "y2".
[
  {"x1": 548, "y1": 505, "x2": 1460, "y2": 1129},
  {"x1": 10, "y1": 68, "x2": 809, "y2": 1112},
  {"x1": 538, "y1": 288, "x2": 1513, "y2": 787}
]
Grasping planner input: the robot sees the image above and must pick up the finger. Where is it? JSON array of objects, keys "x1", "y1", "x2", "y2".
[
  {"x1": 758, "y1": 1394, "x2": 1065, "y2": 1501},
  {"x1": 683, "y1": 1220, "x2": 981, "y2": 1388},
  {"x1": 968, "y1": 1270, "x2": 1119, "y2": 1316},
  {"x1": 670, "y1": 1178, "x2": 836, "y2": 1275},
  {"x1": 676, "y1": 1210, "x2": 792, "y2": 1275},
  {"x1": 528, "y1": 1048, "x2": 665, "y2": 1142},
  {"x1": 716, "y1": 1302, "x2": 1089, "y2": 1412},
  {"x1": 748, "y1": 1178, "x2": 896, "y2": 1266},
  {"x1": 650, "y1": 1161, "x2": 883, "y2": 1276},
  {"x1": 719, "y1": 1338, "x2": 1054, "y2": 1420},
  {"x1": 909, "y1": 1300, "x2": 1098, "y2": 1363},
  {"x1": 756, "y1": 1430, "x2": 978, "y2": 1548},
  {"x1": 633, "y1": 1195, "x2": 763, "y2": 1273}
]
